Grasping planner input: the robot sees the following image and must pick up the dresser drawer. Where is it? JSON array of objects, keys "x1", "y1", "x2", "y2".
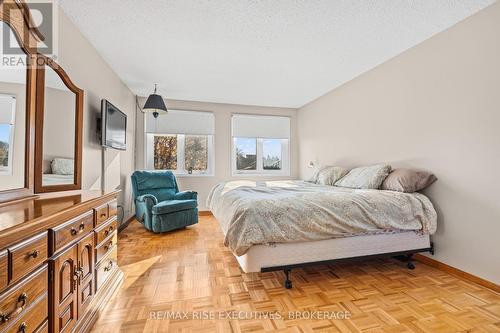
[
  {"x1": 0, "y1": 265, "x2": 47, "y2": 329},
  {"x1": 8, "y1": 233, "x2": 48, "y2": 283},
  {"x1": 34, "y1": 320, "x2": 48, "y2": 333},
  {"x1": 94, "y1": 218, "x2": 117, "y2": 246},
  {"x1": 4, "y1": 295, "x2": 47, "y2": 333},
  {"x1": 95, "y1": 246, "x2": 117, "y2": 292},
  {"x1": 50, "y1": 211, "x2": 94, "y2": 254},
  {"x1": 94, "y1": 204, "x2": 109, "y2": 227},
  {"x1": 35, "y1": 320, "x2": 49, "y2": 333},
  {"x1": 0, "y1": 251, "x2": 7, "y2": 292},
  {"x1": 95, "y1": 232, "x2": 117, "y2": 264},
  {"x1": 108, "y1": 200, "x2": 118, "y2": 219}
]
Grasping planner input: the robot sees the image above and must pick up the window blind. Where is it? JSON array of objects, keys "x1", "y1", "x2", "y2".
[
  {"x1": 232, "y1": 114, "x2": 290, "y2": 139},
  {"x1": 145, "y1": 110, "x2": 214, "y2": 135}
]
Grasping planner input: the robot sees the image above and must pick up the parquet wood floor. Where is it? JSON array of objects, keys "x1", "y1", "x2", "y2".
[{"x1": 91, "y1": 216, "x2": 500, "y2": 333}]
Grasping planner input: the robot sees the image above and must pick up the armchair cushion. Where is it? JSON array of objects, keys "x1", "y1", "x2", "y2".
[
  {"x1": 152, "y1": 199, "x2": 198, "y2": 215},
  {"x1": 133, "y1": 170, "x2": 177, "y2": 191}
]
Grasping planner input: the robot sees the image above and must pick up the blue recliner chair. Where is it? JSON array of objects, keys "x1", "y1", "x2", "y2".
[{"x1": 131, "y1": 170, "x2": 198, "y2": 233}]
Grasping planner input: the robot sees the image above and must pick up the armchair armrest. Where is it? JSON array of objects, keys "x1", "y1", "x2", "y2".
[
  {"x1": 136, "y1": 194, "x2": 158, "y2": 206},
  {"x1": 174, "y1": 191, "x2": 198, "y2": 201},
  {"x1": 134, "y1": 194, "x2": 158, "y2": 229}
]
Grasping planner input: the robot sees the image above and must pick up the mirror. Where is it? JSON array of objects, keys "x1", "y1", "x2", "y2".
[
  {"x1": 0, "y1": 22, "x2": 28, "y2": 192},
  {"x1": 34, "y1": 58, "x2": 83, "y2": 193},
  {"x1": 41, "y1": 66, "x2": 76, "y2": 186}
]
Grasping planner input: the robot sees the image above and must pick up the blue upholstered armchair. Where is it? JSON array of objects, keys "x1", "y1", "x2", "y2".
[{"x1": 131, "y1": 170, "x2": 198, "y2": 233}]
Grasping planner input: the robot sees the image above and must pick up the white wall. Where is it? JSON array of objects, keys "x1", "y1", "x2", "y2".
[
  {"x1": 297, "y1": 2, "x2": 500, "y2": 284},
  {"x1": 136, "y1": 99, "x2": 298, "y2": 210},
  {"x1": 57, "y1": 9, "x2": 136, "y2": 223}
]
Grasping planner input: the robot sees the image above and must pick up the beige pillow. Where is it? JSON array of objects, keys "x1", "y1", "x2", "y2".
[
  {"x1": 382, "y1": 168, "x2": 437, "y2": 193},
  {"x1": 335, "y1": 164, "x2": 391, "y2": 189},
  {"x1": 51, "y1": 158, "x2": 74, "y2": 175},
  {"x1": 317, "y1": 166, "x2": 349, "y2": 185}
]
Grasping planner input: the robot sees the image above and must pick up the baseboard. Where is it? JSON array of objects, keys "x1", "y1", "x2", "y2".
[
  {"x1": 198, "y1": 210, "x2": 213, "y2": 216},
  {"x1": 414, "y1": 254, "x2": 499, "y2": 292},
  {"x1": 118, "y1": 215, "x2": 135, "y2": 232}
]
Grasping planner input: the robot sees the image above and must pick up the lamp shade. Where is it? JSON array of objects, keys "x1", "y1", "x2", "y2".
[
  {"x1": 143, "y1": 93, "x2": 168, "y2": 114},
  {"x1": 142, "y1": 84, "x2": 168, "y2": 118}
]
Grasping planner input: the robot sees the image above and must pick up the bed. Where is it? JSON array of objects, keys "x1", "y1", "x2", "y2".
[
  {"x1": 207, "y1": 180, "x2": 437, "y2": 288},
  {"x1": 42, "y1": 158, "x2": 75, "y2": 185},
  {"x1": 42, "y1": 173, "x2": 74, "y2": 185}
]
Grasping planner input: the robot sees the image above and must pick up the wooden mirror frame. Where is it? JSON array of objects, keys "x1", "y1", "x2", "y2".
[
  {"x1": 34, "y1": 56, "x2": 84, "y2": 193},
  {"x1": 0, "y1": 0, "x2": 42, "y2": 203}
]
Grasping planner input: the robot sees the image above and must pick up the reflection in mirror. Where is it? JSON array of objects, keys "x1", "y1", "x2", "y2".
[
  {"x1": 41, "y1": 66, "x2": 76, "y2": 186},
  {"x1": 0, "y1": 22, "x2": 27, "y2": 191}
]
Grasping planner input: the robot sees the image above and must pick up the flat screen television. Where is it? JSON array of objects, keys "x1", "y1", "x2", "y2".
[{"x1": 101, "y1": 99, "x2": 126, "y2": 150}]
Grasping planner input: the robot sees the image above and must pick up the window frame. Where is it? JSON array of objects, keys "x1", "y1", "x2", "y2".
[
  {"x1": 231, "y1": 137, "x2": 290, "y2": 176},
  {"x1": 145, "y1": 133, "x2": 215, "y2": 177},
  {"x1": 0, "y1": 94, "x2": 16, "y2": 176}
]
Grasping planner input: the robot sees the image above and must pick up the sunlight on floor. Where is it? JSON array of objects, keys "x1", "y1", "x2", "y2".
[{"x1": 120, "y1": 255, "x2": 162, "y2": 290}]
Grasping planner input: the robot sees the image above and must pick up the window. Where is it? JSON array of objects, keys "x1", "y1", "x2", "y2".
[
  {"x1": 184, "y1": 135, "x2": 209, "y2": 171},
  {"x1": 235, "y1": 138, "x2": 256, "y2": 170},
  {"x1": 262, "y1": 139, "x2": 282, "y2": 170},
  {"x1": 153, "y1": 135, "x2": 177, "y2": 170},
  {"x1": 0, "y1": 94, "x2": 16, "y2": 175},
  {"x1": 232, "y1": 114, "x2": 290, "y2": 175},
  {"x1": 145, "y1": 110, "x2": 214, "y2": 175}
]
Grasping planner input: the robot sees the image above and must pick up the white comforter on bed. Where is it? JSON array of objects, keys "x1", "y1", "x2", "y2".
[
  {"x1": 42, "y1": 173, "x2": 74, "y2": 185},
  {"x1": 207, "y1": 180, "x2": 437, "y2": 256}
]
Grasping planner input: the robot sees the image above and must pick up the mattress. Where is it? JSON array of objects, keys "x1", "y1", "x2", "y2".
[{"x1": 236, "y1": 231, "x2": 431, "y2": 273}]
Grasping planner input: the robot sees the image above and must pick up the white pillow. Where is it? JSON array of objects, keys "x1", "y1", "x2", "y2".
[
  {"x1": 306, "y1": 166, "x2": 322, "y2": 183},
  {"x1": 51, "y1": 158, "x2": 74, "y2": 175},
  {"x1": 317, "y1": 166, "x2": 349, "y2": 185},
  {"x1": 335, "y1": 164, "x2": 391, "y2": 189}
]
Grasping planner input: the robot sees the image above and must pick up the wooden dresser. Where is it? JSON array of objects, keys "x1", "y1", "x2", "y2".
[
  {"x1": 0, "y1": 2, "x2": 124, "y2": 332},
  {"x1": 0, "y1": 191, "x2": 123, "y2": 333}
]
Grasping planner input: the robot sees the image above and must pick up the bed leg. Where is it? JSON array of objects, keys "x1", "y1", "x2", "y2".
[
  {"x1": 284, "y1": 269, "x2": 292, "y2": 289},
  {"x1": 407, "y1": 254, "x2": 415, "y2": 270}
]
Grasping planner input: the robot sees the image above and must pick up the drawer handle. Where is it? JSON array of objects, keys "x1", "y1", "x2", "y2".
[
  {"x1": 104, "y1": 241, "x2": 113, "y2": 251},
  {"x1": 104, "y1": 226, "x2": 114, "y2": 236},
  {"x1": 74, "y1": 267, "x2": 83, "y2": 279},
  {"x1": 17, "y1": 322, "x2": 27, "y2": 333},
  {"x1": 71, "y1": 223, "x2": 86, "y2": 236},
  {"x1": 104, "y1": 261, "x2": 113, "y2": 272},
  {"x1": 0, "y1": 293, "x2": 28, "y2": 323},
  {"x1": 100, "y1": 212, "x2": 107, "y2": 218},
  {"x1": 28, "y1": 250, "x2": 40, "y2": 258}
]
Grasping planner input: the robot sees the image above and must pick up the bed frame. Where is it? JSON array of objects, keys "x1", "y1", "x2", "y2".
[{"x1": 260, "y1": 243, "x2": 434, "y2": 289}]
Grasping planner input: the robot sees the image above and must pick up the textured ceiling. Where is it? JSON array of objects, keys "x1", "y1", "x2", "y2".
[{"x1": 58, "y1": 0, "x2": 496, "y2": 108}]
